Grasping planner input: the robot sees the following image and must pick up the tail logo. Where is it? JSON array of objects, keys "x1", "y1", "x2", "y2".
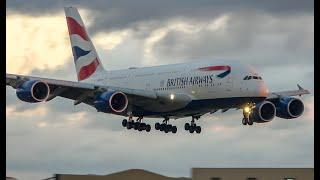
[
  {"x1": 198, "y1": 65, "x2": 231, "y2": 78},
  {"x1": 66, "y1": 15, "x2": 100, "y2": 81}
]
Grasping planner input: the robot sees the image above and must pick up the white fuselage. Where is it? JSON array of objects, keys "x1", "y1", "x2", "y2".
[{"x1": 84, "y1": 60, "x2": 268, "y2": 118}]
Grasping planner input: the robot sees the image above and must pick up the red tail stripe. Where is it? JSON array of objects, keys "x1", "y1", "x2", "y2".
[
  {"x1": 198, "y1": 65, "x2": 231, "y2": 71},
  {"x1": 78, "y1": 58, "x2": 100, "y2": 80},
  {"x1": 66, "y1": 17, "x2": 89, "y2": 41}
]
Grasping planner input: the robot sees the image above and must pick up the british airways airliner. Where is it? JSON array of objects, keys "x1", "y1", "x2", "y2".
[{"x1": 6, "y1": 7, "x2": 310, "y2": 134}]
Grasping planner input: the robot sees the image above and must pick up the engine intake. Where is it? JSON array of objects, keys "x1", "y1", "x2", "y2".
[
  {"x1": 250, "y1": 101, "x2": 276, "y2": 123},
  {"x1": 94, "y1": 91, "x2": 128, "y2": 113},
  {"x1": 16, "y1": 80, "x2": 50, "y2": 103},
  {"x1": 275, "y1": 97, "x2": 304, "y2": 119}
]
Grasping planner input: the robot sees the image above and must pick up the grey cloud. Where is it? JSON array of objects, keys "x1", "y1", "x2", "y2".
[
  {"x1": 7, "y1": 0, "x2": 314, "y2": 34},
  {"x1": 152, "y1": 12, "x2": 313, "y2": 67}
]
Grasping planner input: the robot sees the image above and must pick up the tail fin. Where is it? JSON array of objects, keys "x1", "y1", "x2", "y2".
[{"x1": 64, "y1": 7, "x2": 106, "y2": 81}]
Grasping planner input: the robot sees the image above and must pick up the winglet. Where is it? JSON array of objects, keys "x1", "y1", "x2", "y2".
[{"x1": 297, "y1": 84, "x2": 304, "y2": 90}]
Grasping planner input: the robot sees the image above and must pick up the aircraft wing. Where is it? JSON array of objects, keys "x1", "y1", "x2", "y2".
[
  {"x1": 266, "y1": 84, "x2": 310, "y2": 99},
  {"x1": 6, "y1": 73, "x2": 158, "y2": 106}
]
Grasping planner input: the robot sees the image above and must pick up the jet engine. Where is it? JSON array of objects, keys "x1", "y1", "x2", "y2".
[
  {"x1": 94, "y1": 91, "x2": 128, "y2": 113},
  {"x1": 250, "y1": 101, "x2": 276, "y2": 123},
  {"x1": 274, "y1": 97, "x2": 304, "y2": 119},
  {"x1": 16, "y1": 80, "x2": 50, "y2": 103}
]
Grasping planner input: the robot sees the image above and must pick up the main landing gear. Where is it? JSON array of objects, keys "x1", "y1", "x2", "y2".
[
  {"x1": 122, "y1": 116, "x2": 151, "y2": 132},
  {"x1": 185, "y1": 116, "x2": 201, "y2": 134},
  {"x1": 154, "y1": 118, "x2": 177, "y2": 134},
  {"x1": 242, "y1": 106, "x2": 254, "y2": 126}
]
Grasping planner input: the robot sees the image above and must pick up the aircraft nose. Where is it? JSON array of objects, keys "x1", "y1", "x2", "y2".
[{"x1": 258, "y1": 81, "x2": 269, "y2": 97}]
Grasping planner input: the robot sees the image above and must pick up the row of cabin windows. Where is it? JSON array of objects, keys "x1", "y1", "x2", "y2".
[
  {"x1": 243, "y1": 75, "x2": 262, "y2": 80},
  {"x1": 154, "y1": 83, "x2": 223, "y2": 91}
]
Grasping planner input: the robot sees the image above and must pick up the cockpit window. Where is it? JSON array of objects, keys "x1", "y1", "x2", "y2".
[
  {"x1": 243, "y1": 76, "x2": 248, "y2": 80},
  {"x1": 247, "y1": 76, "x2": 252, "y2": 80}
]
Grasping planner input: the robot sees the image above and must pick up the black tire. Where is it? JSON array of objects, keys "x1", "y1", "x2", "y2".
[
  {"x1": 146, "y1": 124, "x2": 151, "y2": 132},
  {"x1": 127, "y1": 121, "x2": 132, "y2": 129},
  {"x1": 138, "y1": 127, "x2": 143, "y2": 131},
  {"x1": 185, "y1": 123, "x2": 190, "y2": 130},
  {"x1": 196, "y1": 126, "x2": 201, "y2": 134},
  {"x1": 155, "y1": 123, "x2": 160, "y2": 130},
  {"x1": 122, "y1": 119, "x2": 127, "y2": 127},
  {"x1": 141, "y1": 123, "x2": 146, "y2": 130},
  {"x1": 189, "y1": 126, "x2": 194, "y2": 133},
  {"x1": 167, "y1": 124, "x2": 172, "y2": 132},
  {"x1": 134, "y1": 122, "x2": 139, "y2": 130},
  {"x1": 164, "y1": 126, "x2": 169, "y2": 133},
  {"x1": 242, "y1": 118, "x2": 247, "y2": 125},
  {"x1": 248, "y1": 119, "x2": 253, "y2": 125},
  {"x1": 160, "y1": 124, "x2": 165, "y2": 131},
  {"x1": 172, "y1": 126, "x2": 177, "y2": 133}
]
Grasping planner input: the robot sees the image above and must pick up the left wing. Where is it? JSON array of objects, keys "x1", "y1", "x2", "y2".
[{"x1": 266, "y1": 84, "x2": 310, "y2": 100}]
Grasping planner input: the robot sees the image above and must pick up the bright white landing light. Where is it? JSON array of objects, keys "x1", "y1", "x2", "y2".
[
  {"x1": 170, "y1": 94, "x2": 175, "y2": 100},
  {"x1": 244, "y1": 106, "x2": 251, "y2": 113}
]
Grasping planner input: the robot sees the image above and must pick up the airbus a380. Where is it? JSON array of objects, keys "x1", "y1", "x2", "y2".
[{"x1": 6, "y1": 7, "x2": 310, "y2": 134}]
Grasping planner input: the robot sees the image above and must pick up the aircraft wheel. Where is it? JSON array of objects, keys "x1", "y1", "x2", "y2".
[
  {"x1": 196, "y1": 126, "x2": 201, "y2": 134},
  {"x1": 122, "y1": 119, "x2": 127, "y2": 127},
  {"x1": 167, "y1": 124, "x2": 172, "y2": 131},
  {"x1": 248, "y1": 119, "x2": 253, "y2": 126},
  {"x1": 127, "y1": 121, "x2": 133, "y2": 129},
  {"x1": 133, "y1": 122, "x2": 139, "y2": 130},
  {"x1": 155, "y1": 122, "x2": 160, "y2": 130},
  {"x1": 242, "y1": 118, "x2": 247, "y2": 125},
  {"x1": 185, "y1": 123, "x2": 190, "y2": 130},
  {"x1": 146, "y1": 124, "x2": 151, "y2": 132},
  {"x1": 164, "y1": 126, "x2": 169, "y2": 133},
  {"x1": 189, "y1": 126, "x2": 194, "y2": 133},
  {"x1": 172, "y1": 126, "x2": 177, "y2": 134},
  {"x1": 160, "y1": 124, "x2": 165, "y2": 131}
]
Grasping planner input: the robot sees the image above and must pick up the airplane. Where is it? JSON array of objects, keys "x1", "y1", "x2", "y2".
[{"x1": 6, "y1": 7, "x2": 310, "y2": 134}]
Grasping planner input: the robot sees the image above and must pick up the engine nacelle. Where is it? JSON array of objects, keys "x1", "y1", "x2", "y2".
[
  {"x1": 16, "y1": 80, "x2": 50, "y2": 103},
  {"x1": 250, "y1": 101, "x2": 276, "y2": 123},
  {"x1": 274, "y1": 97, "x2": 304, "y2": 119},
  {"x1": 94, "y1": 91, "x2": 128, "y2": 113}
]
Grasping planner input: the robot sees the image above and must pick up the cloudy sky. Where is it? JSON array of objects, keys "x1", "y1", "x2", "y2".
[{"x1": 6, "y1": 0, "x2": 314, "y2": 179}]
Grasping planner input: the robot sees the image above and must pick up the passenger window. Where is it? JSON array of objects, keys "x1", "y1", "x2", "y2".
[{"x1": 253, "y1": 76, "x2": 258, "y2": 79}]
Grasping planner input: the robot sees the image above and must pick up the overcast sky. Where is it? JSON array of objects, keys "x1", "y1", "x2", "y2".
[{"x1": 6, "y1": 0, "x2": 314, "y2": 179}]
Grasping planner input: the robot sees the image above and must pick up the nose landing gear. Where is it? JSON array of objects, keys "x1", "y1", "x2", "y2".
[{"x1": 242, "y1": 105, "x2": 254, "y2": 126}]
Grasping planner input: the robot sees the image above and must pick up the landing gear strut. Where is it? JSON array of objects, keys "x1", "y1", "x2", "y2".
[
  {"x1": 242, "y1": 105, "x2": 254, "y2": 126},
  {"x1": 155, "y1": 118, "x2": 177, "y2": 134},
  {"x1": 185, "y1": 116, "x2": 201, "y2": 134},
  {"x1": 122, "y1": 116, "x2": 151, "y2": 132}
]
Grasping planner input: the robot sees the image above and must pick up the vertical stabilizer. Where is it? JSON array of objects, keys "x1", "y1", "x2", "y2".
[{"x1": 64, "y1": 7, "x2": 105, "y2": 81}]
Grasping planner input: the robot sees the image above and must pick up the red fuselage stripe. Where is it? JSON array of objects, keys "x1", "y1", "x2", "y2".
[{"x1": 198, "y1": 65, "x2": 231, "y2": 71}]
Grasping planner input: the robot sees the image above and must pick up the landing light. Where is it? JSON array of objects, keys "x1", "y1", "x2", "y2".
[
  {"x1": 244, "y1": 106, "x2": 251, "y2": 113},
  {"x1": 170, "y1": 94, "x2": 175, "y2": 100}
]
